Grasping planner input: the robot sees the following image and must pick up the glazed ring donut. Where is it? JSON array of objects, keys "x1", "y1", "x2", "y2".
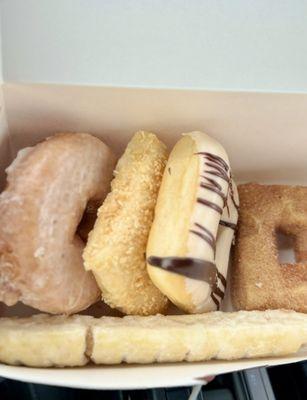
[
  {"x1": 83, "y1": 131, "x2": 168, "y2": 315},
  {"x1": 0, "y1": 133, "x2": 116, "y2": 314},
  {"x1": 147, "y1": 131, "x2": 239, "y2": 313}
]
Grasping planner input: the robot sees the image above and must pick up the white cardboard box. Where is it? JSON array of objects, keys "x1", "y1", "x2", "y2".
[
  {"x1": 0, "y1": 1, "x2": 307, "y2": 390},
  {"x1": 0, "y1": 83, "x2": 306, "y2": 389}
]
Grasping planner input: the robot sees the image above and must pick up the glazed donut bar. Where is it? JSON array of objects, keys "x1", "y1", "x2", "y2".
[
  {"x1": 232, "y1": 183, "x2": 307, "y2": 313},
  {"x1": 0, "y1": 315, "x2": 90, "y2": 367},
  {"x1": 147, "y1": 132, "x2": 239, "y2": 313},
  {"x1": 0, "y1": 310, "x2": 306, "y2": 367}
]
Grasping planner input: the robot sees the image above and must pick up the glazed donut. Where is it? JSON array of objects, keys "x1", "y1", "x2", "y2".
[
  {"x1": 0, "y1": 133, "x2": 116, "y2": 314},
  {"x1": 83, "y1": 131, "x2": 168, "y2": 315},
  {"x1": 147, "y1": 131, "x2": 239, "y2": 313}
]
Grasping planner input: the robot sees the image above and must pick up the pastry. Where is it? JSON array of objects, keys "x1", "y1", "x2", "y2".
[
  {"x1": 0, "y1": 310, "x2": 306, "y2": 366},
  {"x1": 83, "y1": 131, "x2": 168, "y2": 315},
  {"x1": 147, "y1": 132, "x2": 239, "y2": 313},
  {"x1": 0, "y1": 133, "x2": 116, "y2": 314},
  {"x1": 0, "y1": 314, "x2": 90, "y2": 367},
  {"x1": 232, "y1": 183, "x2": 307, "y2": 313}
]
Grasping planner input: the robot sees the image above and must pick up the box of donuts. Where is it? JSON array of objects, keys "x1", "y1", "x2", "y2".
[{"x1": 0, "y1": 83, "x2": 306, "y2": 389}]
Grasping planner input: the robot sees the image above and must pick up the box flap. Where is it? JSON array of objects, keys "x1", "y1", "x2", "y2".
[
  {"x1": 3, "y1": 83, "x2": 307, "y2": 185},
  {"x1": 1, "y1": 1, "x2": 307, "y2": 92}
]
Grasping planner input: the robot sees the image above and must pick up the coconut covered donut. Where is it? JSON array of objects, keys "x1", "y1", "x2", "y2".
[
  {"x1": 83, "y1": 131, "x2": 168, "y2": 316},
  {"x1": 147, "y1": 131, "x2": 239, "y2": 313},
  {"x1": 0, "y1": 133, "x2": 116, "y2": 314}
]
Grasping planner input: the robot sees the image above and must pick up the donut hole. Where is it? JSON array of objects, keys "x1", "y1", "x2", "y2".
[
  {"x1": 77, "y1": 200, "x2": 100, "y2": 243},
  {"x1": 276, "y1": 230, "x2": 296, "y2": 264}
]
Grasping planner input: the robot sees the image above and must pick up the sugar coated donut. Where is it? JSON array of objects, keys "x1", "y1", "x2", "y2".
[
  {"x1": 83, "y1": 131, "x2": 168, "y2": 315},
  {"x1": 0, "y1": 133, "x2": 116, "y2": 314},
  {"x1": 232, "y1": 183, "x2": 307, "y2": 313},
  {"x1": 147, "y1": 131, "x2": 239, "y2": 313}
]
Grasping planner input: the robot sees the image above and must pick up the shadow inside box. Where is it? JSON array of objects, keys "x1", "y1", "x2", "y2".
[
  {"x1": 0, "y1": 301, "x2": 124, "y2": 319},
  {"x1": 0, "y1": 303, "x2": 40, "y2": 318},
  {"x1": 0, "y1": 298, "x2": 191, "y2": 319},
  {"x1": 0, "y1": 125, "x2": 13, "y2": 191}
]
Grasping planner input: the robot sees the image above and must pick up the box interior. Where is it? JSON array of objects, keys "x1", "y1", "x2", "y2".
[
  {"x1": 1, "y1": 82, "x2": 306, "y2": 314},
  {"x1": 0, "y1": 83, "x2": 306, "y2": 384},
  {"x1": 2, "y1": 83, "x2": 307, "y2": 185},
  {"x1": 0, "y1": 88, "x2": 10, "y2": 190}
]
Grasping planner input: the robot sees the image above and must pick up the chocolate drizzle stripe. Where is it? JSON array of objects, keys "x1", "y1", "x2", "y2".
[
  {"x1": 218, "y1": 271, "x2": 227, "y2": 288},
  {"x1": 213, "y1": 286, "x2": 225, "y2": 299},
  {"x1": 200, "y1": 182, "x2": 227, "y2": 202},
  {"x1": 194, "y1": 222, "x2": 215, "y2": 241},
  {"x1": 219, "y1": 219, "x2": 237, "y2": 230},
  {"x1": 197, "y1": 197, "x2": 223, "y2": 214},
  {"x1": 196, "y1": 152, "x2": 229, "y2": 171},
  {"x1": 205, "y1": 162, "x2": 229, "y2": 181},
  {"x1": 226, "y1": 200, "x2": 230, "y2": 217},
  {"x1": 190, "y1": 230, "x2": 216, "y2": 253},
  {"x1": 211, "y1": 293, "x2": 220, "y2": 309},
  {"x1": 206, "y1": 170, "x2": 229, "y2": 182},
  {"x1": 200, "y1": 176, "x2": 223, "y2": 190},
  {"x1": 190, "y1": 222, "x2": 216, "y2": 253},
  {"x1": 229, "y1": 179, "x2": 239, "y2": 212},
  {"x1": 205, "y1": 177, "x2": 222, "y2": 191},
  {"x1": 148, "y1": 256, "x2": 226, "y2": 308},
  {"x1": 147, "y1": 256, "x2": 217, "y2": 284}
]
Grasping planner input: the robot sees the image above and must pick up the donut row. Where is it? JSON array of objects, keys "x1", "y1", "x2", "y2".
[
  {"x1": 1, "y1": 131, "x2": 306, "y2": 318},
  {"x1": 0, "y1": 131, "x2": 238, "y2": 315}
]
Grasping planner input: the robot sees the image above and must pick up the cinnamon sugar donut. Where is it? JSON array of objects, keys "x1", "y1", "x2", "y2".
[
  {"x1": 147, "y1": 132, "x2": 239, "y2": 313},
  {"x1": 83, "y1": 131, "x2": 168, "y2": 316},
  {"x1": 0, "y1": 133, "x2": 116, "y2": 314},
  {"x1": 232, "y1": 183, "x2": 307, "y2": 313}
]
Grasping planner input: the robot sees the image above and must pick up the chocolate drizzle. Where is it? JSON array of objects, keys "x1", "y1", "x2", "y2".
[
  {"x1": 210, "y1": 292, "x2": 220, "y2": 308},
  {"x1": 190, "y1": 222, "x2": 216, "y2": 253},
  {"x1": 197, "y1": 152, "x2": 229, "y2": 171},
  {"x1": 217, "y1": 271, "x2": 227, "y2": 288},
  {"x1": 211, "y1": 271, "x2": 227, "y2": 310},
  {"x1": 147, "y1": 256, "x2": 217, "y2": 284},
  {"x1": 201, "y1": 176, "x2": 222, "y2": 191},
  {"x1": 229, "y1": 179, "x2": 239, "y2": 213},
  {"x1": 212, "y1": 286, "x2": 224, "y2": 299},
  {"x1": 200, "y1": 182, "x2": 227, "y2": 203},
  {"x1": 147, "y1": 256, "x2": 227, "y2": 310},
  {"x1": 188, "y1": 151, "x2": 235, "y2": 309},
  {"x1": 197, "y1": 151, "x2": 239, "y2": 216},
  {"x1": 211, "y1": 282, "x2": 225, "y2": 307},
  {"x1": 196, "y1": 152, "x2": 230, "y2": 210},
  {"x1": 205, "y1": 165, "x2": 229, "y2": 182},
  {"x1": 197, "y1": 197, "x2": 223, "y2": 214},
  {"x1": 219, "y1": 219, "x2": 237, "y2": 230}
]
